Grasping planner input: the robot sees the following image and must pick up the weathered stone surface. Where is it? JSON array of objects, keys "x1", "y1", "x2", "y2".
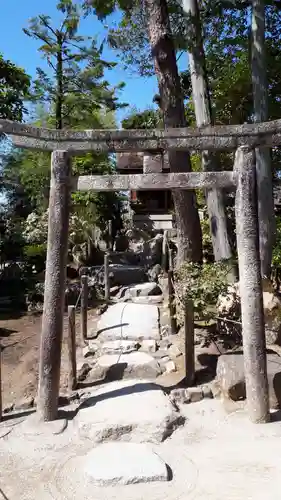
[
  {"x1": 14, "y1": 396, "x2": 34, "y2": 411},
  {"x1": 108, "y1": 264, "x2": 147, "y2": 286},
  {"x1": 132, "y1": 296, "x2": 163, "y2": 305},
  {"x1": 97, "y1": 303, "x2": 160, "y2": 341},
  {"x1": 75, "y1": 379, "x2": 184, "y2": 443},
  {"x1": 217, "y1": 283, "x2": 281, "y2": 345},
  {"x1": 82, "y1": 442, "x2": 169, "y2": 486},
  {"x1": 93, "y1": 340, "x2": 139, "y2": 355},
  {"x1": 148, "y1": 264, "x2": 162, "y2": 282},
  {"x1": 164, "y1": 361, "x2": 176, "y2": 374},
  {"x1": 168, "y1": 345, "x2": 182, "y2": 360},
  {"x1": 77, "y1": 362, "x2": 92, "y2": 382},
  {"x1": 128, "y1": 282, "x2": 162, "y2": 298},
  {"x1": 216, "y1": 353, "x2": 281, "y2": 408},
  {"x1": 140, "y1": 339, "x2": 157, "y2": 353},
  {"x1": 83, "y1": 345, "x2": 95, "y2": 358},
  {"x1": 91, "y1": 351, "x2": 162, "y2": 380}
]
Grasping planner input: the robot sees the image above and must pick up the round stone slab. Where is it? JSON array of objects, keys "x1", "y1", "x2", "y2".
[{"x1": 83, "y1": 442, "x2": 169, "y2": 486}]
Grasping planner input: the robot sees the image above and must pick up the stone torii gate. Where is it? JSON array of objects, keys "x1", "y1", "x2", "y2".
[{"x1": 1, "y1": 118, "x2": 279, "y2": 424}]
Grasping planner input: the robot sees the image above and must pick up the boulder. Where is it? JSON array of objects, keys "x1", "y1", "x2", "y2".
[
  {"x1": 108, "y1": 264, "x2": 147, "y2": 286},
  {"x1": 217, "y1": 282, "x2": 281, "y2": 345},
  {"x1": 89, "y1": 339, "x2": 139, "y2": 355},
  {"x1": 96, "y1": 302, "x2": 160, "y2": 341},
  {"x1": 127, "y1": 282, "x2": 162, "y2": 298},
  {"x1": 90, "y1": 351, "x2": 162, "y2": 380},
  {"x1": 131, "y1": 296, "x2": 163, "y2": 305},
  {"x1": 140, "y1": 339, "x2": 157, "y2": 353},
  {"x1": 75, "y1": 379, "x2": 184, "y2": 443},
  {"x1": 148, "y1": 264, "x2": 162, "y2": 283},
  {"x1": 116, "y1": 282, "x2": 162, "y2": 302},
  {"x1": 216, "y1": 353, "x2": 281, "y2": 408},
  {"x1": 82, "y1": 442, "x2": 169, "y2": 486}
]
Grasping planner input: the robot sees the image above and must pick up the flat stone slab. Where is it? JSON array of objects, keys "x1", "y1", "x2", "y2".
[
  {"x1": 127, "y1": 282, "x2": 162, "y2": 297},
  {"x1": 75, "y1": 379, "x2": 184, "y2": 443},
  {"x1": 91, "y1": 351, "x2": 162, "y2": 380},
  {"x1": 89, "y1": 339, "x2": 139, "y2": 355},
  {"x1": 96, "y1": 302, "x2": 160, "y2": 341},
  {"x1": 131, "y1": 296, "x2": 163, "y2": 305},
  {"x1": 82, "y1": 442, "x2": 169, "y2": 486}
]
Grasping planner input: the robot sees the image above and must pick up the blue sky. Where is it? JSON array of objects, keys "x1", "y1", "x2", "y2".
[{"x1": 0, "y1": 0, "x2": 164, "y2": 126}]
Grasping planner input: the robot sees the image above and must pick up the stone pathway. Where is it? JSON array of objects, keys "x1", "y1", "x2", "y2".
[{"x1": 2, "y1": 395, "x2": 281, "y2": 499}]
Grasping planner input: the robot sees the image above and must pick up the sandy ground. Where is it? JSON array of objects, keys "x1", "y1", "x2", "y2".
[
  {"x1": 1, "y1": 397, "x2": 281, "y2": 499},
  {"x1": 0, "y1": 309, "x2": 99, "y2": 409}
]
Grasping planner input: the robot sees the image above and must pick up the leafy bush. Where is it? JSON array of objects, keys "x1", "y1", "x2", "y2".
[
  {"x1": 174, "y1": 261, "x2": 230, "y2": 326},
  {"x1": 23, "y1": 243, "x2": 47, "y2": 273}
]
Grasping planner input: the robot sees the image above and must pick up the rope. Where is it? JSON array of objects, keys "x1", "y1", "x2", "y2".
[{"x1": 115, "y1": 302, "x2": 129, "y2": 365}]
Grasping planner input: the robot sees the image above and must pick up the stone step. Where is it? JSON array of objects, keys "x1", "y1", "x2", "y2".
[
  {"x1": 82, "y1": 442, "x2": 169, "y2": 486},
  {"x1": 89, "y1": 351, "x2": 163, "y2": 380},
  {"x1": 95, "y1": 302, "x2": 160, "y2": 341}
]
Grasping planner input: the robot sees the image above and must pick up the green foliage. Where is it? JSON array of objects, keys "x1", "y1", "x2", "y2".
[
  {"x1": 23, "y1": 244, "x2": 47, "y2": 273},
  {"x1": 0, "y1": 54, "x2": 30, "y2": 121},
  {"x1": 24, "y1": 0, "x2": 126, "y2": 129},
  {"x1": 272, "y1": 216, "x2": 281, "y2": 271},
  {"x1": 175, "y1": 261, "x2": 230, "y2": 325},
  {"x1": 122, "y1": 108, "x2": 162, "y2": 129}
]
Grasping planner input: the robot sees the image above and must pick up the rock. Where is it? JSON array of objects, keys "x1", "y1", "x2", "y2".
[
  {"x1": 216, "y1": 353, "x2": 281, "y2": 408},
  {"x1": 97, "y1": 304, "x2": 108, "y2": 316},
  {"x1": 97, "y1": 303, "x2": 160, "y2": 341},
  {"x1": 140, "y1": 339, "x2": 157, "y2": 353},
  {"x1": 3, "y1": 403, "x2": 14, "y2": 414},
  {"x1": 132, "y1": 296, "x2": 163, "y2": 305},
  {"x1": 110, "y1": 285, "x2": 121, "y2": 296},
  {"x1": 187, "y1": 387, "x2": 204, "y2": 403},
  {"x1": 160, "y1": 325, "x2": 172, "y2": 337},
  {"x1": 108, "y1": 264, "x2": 147, "y2": 286},
  {"x1": 75, "y1": 379, "x2": 184, "y2": 443},
  {"x1": 127, "y1": 282, "x2": 162, "y2": 298},
  {"x1": 91, "y1": 351, "x2": 162, "y2": 380},
  {"x1": 144, "y1": 234, "x2": 163, "y2": 267},
  {"x1": 77, "y1": 362, "x2": 92, "y2": 382},
  {"x1": 14, "y1": 396, "x2": 34, "y2": 411},
  {"x1": 202, "y1": 385, "x2": 213, "y2": 399},
  {"x1": 168, "y1": 345, "x2": 182, "y2": 360},
  {"x1": 83, "y1": 345, "x2": 95, "y2": 358},
  {"x1": 170, "y1": 387, "x2": 206, "y2": 404},
  {"x1": 170, "y1": 389, "x2": 191, "y2": 404},
  {"x1": 95, "y1": 340, "x2": 139, "y2": 355},
  {"x1": 158, "y1": 338, "x2": 172, "y2": 350},
  {"x1": 148, "y1": 264, "x2": 162, "y2": 283},
  {"x1": 217, "y1": 283, "x2": 281, "y2": 345},
  {"x1": 82, "y1": 442, "x2": 169, "y2": 486},
  {"x1": 164, "y1": 361, "x2": 176, "y2": 374}
]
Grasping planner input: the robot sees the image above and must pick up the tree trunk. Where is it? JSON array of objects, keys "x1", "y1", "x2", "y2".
[
  {"x1": 251, "y1": 0, "x2": 275, "y2": 278},
  {"x1": 144, "y1": 0, "x2": 203, "y2": 265},
  {"x1": 56, "y1": 34, "x2": 63, "y2": 130},
  {"x1": 182, "y1": 0, "x2": 233, "y2": 267}
]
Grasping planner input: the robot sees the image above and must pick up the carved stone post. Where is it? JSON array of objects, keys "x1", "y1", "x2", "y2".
[
  {"x1": 37, "y1": 150, "x2": 71, "y2": 421},
  {"x1": 234, "y1": 145, "x2": 269, "y2": 423}
]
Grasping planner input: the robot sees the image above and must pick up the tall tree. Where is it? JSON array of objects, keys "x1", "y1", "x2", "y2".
[
  {"x1": 251, "y1": 0, "x2": 275, "y2": 278},
  {"x1": 24, "y1": 0, "x2": 124, "y2": 129},
  {"x1": 0, "y1": 54, "x2": 30, "y2": 121},
  {"x1": 182, "y1": 0, "x2": 233, "y2": 267},
  {"x1": 143, "y1": 0, "x2": 203, "y2": 264}
]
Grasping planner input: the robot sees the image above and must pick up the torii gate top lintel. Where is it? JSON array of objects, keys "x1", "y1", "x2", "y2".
[{"x1": 1, "y1": 117, "x2": 281, "y2": 154}]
